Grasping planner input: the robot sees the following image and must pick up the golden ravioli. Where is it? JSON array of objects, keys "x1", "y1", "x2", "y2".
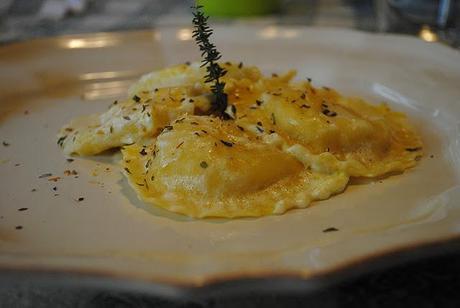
[
  {"x1": 121, "y1": 115, "x2": 348, "y2": 218},
  {"x1": 58, "y1": 62, "x2": 423, "y2": 218},
  {"x1": 255, "y1": 84, "x2": 422, "y2": 177}
]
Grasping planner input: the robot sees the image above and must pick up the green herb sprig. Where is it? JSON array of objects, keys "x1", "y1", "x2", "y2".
[{"x1": 191, "y1": 5, "x2": 228, "y2": 118}]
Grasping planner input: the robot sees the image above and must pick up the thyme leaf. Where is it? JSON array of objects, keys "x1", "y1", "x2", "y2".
[{"x1": 191, "y1": 5, "x2": 228, "y2": 118}]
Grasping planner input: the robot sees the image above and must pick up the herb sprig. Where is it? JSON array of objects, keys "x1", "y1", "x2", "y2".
[{"x1": 191, "y1": 5, "x2": 228, "y2": 118}]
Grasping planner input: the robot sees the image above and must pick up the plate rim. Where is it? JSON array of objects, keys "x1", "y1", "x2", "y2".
[
  {"x1": 1, "y1": 25, "x2": 459, "y2": 54},
  {"x1": 1, "y1": 235, "x2": 460, "y2": 298}
]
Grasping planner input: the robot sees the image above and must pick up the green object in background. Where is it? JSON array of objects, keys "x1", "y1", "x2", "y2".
[{"x1": 196, "y1": 0, "x2": 280, "y2": 17}]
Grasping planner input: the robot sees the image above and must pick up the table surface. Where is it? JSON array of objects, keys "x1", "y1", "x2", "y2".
[{"x1": 1, "y1": 0, "x2": 460, "y2": 307}]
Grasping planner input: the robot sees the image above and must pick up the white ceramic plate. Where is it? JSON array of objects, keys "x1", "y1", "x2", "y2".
[{"x1": 1, "y1": 26, "x2": 460, "y2": 297}]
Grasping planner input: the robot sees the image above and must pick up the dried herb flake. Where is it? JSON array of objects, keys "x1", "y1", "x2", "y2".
[
  {"x1": 38, "y1": 173, "x2": 52, "y2": 179},
  {"x1": 133, "y1": 95, "x2": 141, "y2": 103},
  {"x1": 220, "y1": 140, "x2": 233, "y2": 147}
]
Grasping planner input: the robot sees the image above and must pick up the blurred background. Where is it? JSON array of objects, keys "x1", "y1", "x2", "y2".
[{"x1": 0, "y1": 0, "x2": 459, "y2": 47}]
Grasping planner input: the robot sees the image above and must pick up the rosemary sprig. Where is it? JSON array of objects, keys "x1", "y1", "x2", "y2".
[{"x1": 191, "y1": 5, "x2": 228, "y2": 118}]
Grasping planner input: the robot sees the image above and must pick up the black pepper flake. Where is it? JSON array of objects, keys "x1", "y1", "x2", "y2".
[
  {"x1": 300, "y1": 104, "x2": 310, "y2": 109},
  {"x1": 154, "y1": 88, "x2": 159, "y2": 92},
  {"x1": 77, "y1": 197, "x2": 85, "y2": 202},
  {"x1": 430, "y1": 154, "x2": 434, "y2": 158},
  {"x1": 256, "y1": 100, "x2": 263, "y2": 106},
  {"x1": 194, "y1": 132, "x2": 201, "y2": 137},
  {"x1": 146, "y1": 112, "x2": 151, "y2": 117},
  {"x1": 200, "y1": 161, "x2": 208, "y2": 168},
  {"x1": 175, "y1": 117, "x2": 186, "y2": 123},
  {"x1": 405, "y1": 147, "x2": 422, "y2": 152},
  {"x1": 52, "y1": 186, "x2": 57, "y2": 191},
  {"x1": 31, "y1": 188, "x2": 37, "y2": 192},
  {"x1": 180, "y1": 98, "x2": 186, "y2": 102},
  {"x1": 66, "y1": 158, "x2": 74, "y2": 163},
  {"x1": 151, "y1": 175, "x2": 155, "y2": 181},
  {"x1": 323, "y1": 227, "x2": 339, "y2": 233},
  {"x1": 257, "y1": 121, "x2": 263, "y2": 126},
  {"x1": 141, "y1": 105, "x2": 147, "y2": 113},
  {"x1": 190, "y1": 122, "x2": 199, "y2": 125},
  {"x1": 57, "y1": 136, "x2": 67, "y2": 147},
  {"x1": 109, "y1": 126, "x2": 114, "y2": 133},
  {"x1": 124, "y1": 167, "x2": 131, "y2": 174},
  {"x1": 307, "y1": 78, "x2": 312, "y2": 82},
  {"x1": 300, "y1": 93, "x2": 306, "y2": 100},
  {"x1": 14, "y1": 163, "x2": 20, "y2": 167},
  {"x1": 18, "y1": 208, "x2": 28, "y2": 211},
  {"x1": 201, "y1": 130, "x2": 208, "y2": 134},
  {"x1": 323, "y1": 110, "x2": 337, "y2": 117},
  {"x1": 15, "y1": 226, "x2": 23, "y2": 230},
  {"x1": 113, "y1": 100, "x2": 118, "y2": 105},
  {"x1": 185, "y1": 61, "x2": 191, "y2": 66},
  {"x1": 269, "y1": 130, "x2": 276, "y2": 134},
  {"x1": 256, "y1": 126, "x2": 264, "y2": 133},
  {"x1": 238, "y1": 62, "x2": 243, "y2": 69},
  {"x1": 139, "y1": 148, "x2": 148, "y2": 156},
  {"x1": 189, "y1": 99, "x2": 195, "y2": 103},
  {"x1": 322, "y1": 109, "x2": 337, "y2": 117},
  {"x1": 176, "y1": 141, "x2": 184, "y2": 149},
  {"x1": 123, "y1": 116, "x2": 131, "y2": 121},
  {"x1": 220, "y1": 140, "x2": 233, "y2": 147},
  {"x1": 38, "y1": 173, "x2": 52, "y2": 179},
  {"x1": 133, "y1": 95, "x2": 141, "y2": 103},
  {"x1": 272, "y1": 73, "x2": 278, "y2": 77},
  {"x1": 271, "y1": 113, "x2": 276, "y2": 125},
  {"x1": 237, "y1": 125, "x2": 245, "y2": 132}
]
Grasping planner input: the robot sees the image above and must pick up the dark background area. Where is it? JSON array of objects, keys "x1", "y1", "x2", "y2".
[{"x1": 0, "y1": 0, "x2": 459, "y2": 46}]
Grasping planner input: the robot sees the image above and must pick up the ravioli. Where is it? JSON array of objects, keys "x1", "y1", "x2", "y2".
[{"x1": 58, "y1": 62, "x2": 423, "y2": 218}]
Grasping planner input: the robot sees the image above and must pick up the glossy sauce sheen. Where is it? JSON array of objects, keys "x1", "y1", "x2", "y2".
[{"x1": 58, "y1": 62, "x2": 423, "y2": 218}]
